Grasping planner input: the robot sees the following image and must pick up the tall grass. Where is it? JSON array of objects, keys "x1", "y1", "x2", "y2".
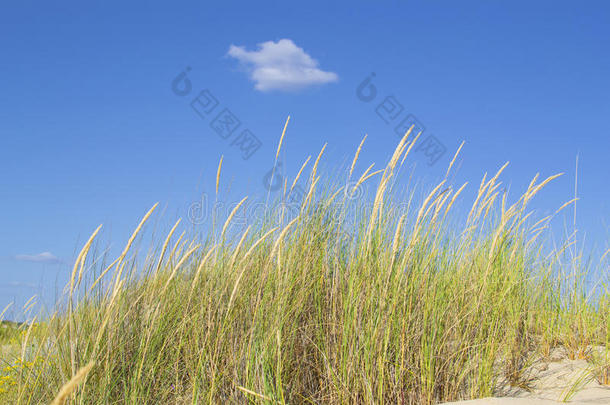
[{"x1": 2, "y1": 130, "x2": 609, "y2": 404}]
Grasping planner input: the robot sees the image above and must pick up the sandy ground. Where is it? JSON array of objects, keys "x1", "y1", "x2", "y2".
[{"x1": 442, "y1": 349, "x2": 610, "y2": 405}]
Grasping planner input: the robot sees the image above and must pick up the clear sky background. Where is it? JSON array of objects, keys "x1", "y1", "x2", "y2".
[{"x1": 1, "y1": 1, "x2": 609, "y2": 318}]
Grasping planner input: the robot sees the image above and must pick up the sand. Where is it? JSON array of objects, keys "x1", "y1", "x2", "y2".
[{"x1": 441, "y1": 349, "x2": 610, "y2": 405}]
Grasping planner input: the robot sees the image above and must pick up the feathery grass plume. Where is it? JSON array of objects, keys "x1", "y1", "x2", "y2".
[
  {"x1": 0, "y1": 302, "x2": 11, "y2": 321},
  {"x1": 277, "y1": 116, "x2": 291, "y2": 161},
  {"x1": 524, "y1": 173, "x2": 564, "y2": 204},
  {"x1": 216, "y1": 155, "x2": 223, "y2": 195},
  {"x1": 414, "y1": 180, "x2": 447, "y2": 230},
  {"x1": 601, "y1": 247, "x2": 610, "y2": 263},
  {"x1": 354, "y1": 163, "x2": 381, "y2": 190},
  {"x1": 22, "y1": 294, "x2": 37, "y2": 316},
  {"x1": 221, "y1": 196, "x2": 248, "y2": 239},
  {"x1": 526, "y1": 173, "x2": 541, "y2": 196},
  {"x1": 302, "y1": 176, "x2": 319, "y2": 212},
  {"x1": 74, "y1": 225, "x2": 103, "y2": 288},
  {"x1": 445, "y1": 140, "x2": 465, "y2": 179},
  {"x1": 237, "y1": 386, "x2": 277, "y2": 403},
  {"x1": 263, "y1": 115, "x2": 291, "y2": 205},
  {"x1": 432, "y1": 187, "x2": 452, "y2": 224},
  {"x1": 88, "y1": 255, "x2": 120, "y2": 294},
  {"x1": 387, "y1": 131, "x2": 411, "y2": 173},
  {"x1": 189, "y1": 244, "x2": 218, "y2": 290},
  {"x1": 271, "y1": 216, "x2": 299, "y2": 270},
  {"x1": 350, "y1": 134, "x2": 367, "y2": 178},
  {"x1": 50, "y1": 362, "x2": 95, "y2": 405},
  {"x1": 486, "y1": 162, "x2": 510, "y2": 192},
  {"x1": 529, "y1": 214, "x2": 553, "y2": 234},
  {"x1": 160, "y1": 244, "x2": 201, "y2": 294},
  {"x1": 400, "y1": 131, "x2": 422, "y2": 167},
  {"x1": 555, "y1": 197, "x2": 579, "y2": 217},
  {"x1": 167, "y1": 231, "x2": 186, "y2": 263},
  {"x1": 70, "y1": 224, "x2": 103, "y2": 297},
  {"x1": 271, "y1": 217, "x2": 299, "y2": 259},
  {"x1": 113, "y1": 203, "x2": 159, "y2": 284},
  {"x1": 328, "y1": 187, "x2": 343, "y2": 205},
  {"x1": 241, "y1": 226, "x2": 278, "y2": 263},
  {"x1": 366, "y1": 133, "x2": 411, "y2": 243},
  {"x1": 228, "y1": 225, "x2": 251, "y2": 268},
  {"x1": 390, "y1": 214, "x2": 406, "y2": 267},
  {"x1": 154, "y1": 218, "x2": 181, "y2": 273},
  {"x1": 310, "y1": 143, "x2": 327, "y2": 182},
  {"x1": 472, "y1": 163, "x2": 509, "y2": 225},
  {"x1": 467, "y1": 174, "x2": 493, "y2": 227},
  {"x1": 291, "y1": 155, "x2": 311, "y2": 192}
]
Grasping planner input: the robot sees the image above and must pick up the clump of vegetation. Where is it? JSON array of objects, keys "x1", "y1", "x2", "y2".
[
  {"x1": 0, "y1": 321, "x2": 24, "y2": 346},
  {"x1": 1, "y1": 128, "x2": 608, "y2": 404}
]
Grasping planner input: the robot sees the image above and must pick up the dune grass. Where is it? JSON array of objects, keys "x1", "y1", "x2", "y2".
[{"x1": 1, "y1": 129, "x2": 609, "y2": 404}]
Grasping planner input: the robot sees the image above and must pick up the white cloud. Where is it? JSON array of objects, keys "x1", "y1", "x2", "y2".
[
  {"x1": 15, "y1": 251, "x2": 61, "y2": 264},
  {"x1": 227, "y1": 39, "x2": 338, "y2": 92},
  {"x1": 4, "y1": 281, "x2": 38, "y2": 289}
]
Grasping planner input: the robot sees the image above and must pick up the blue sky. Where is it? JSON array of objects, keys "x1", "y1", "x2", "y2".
[{"x1": 1, "y1": 1, "x2": 609, "y2": 317}]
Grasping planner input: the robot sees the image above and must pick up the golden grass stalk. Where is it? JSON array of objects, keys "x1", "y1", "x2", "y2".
[
  {"x1": 240, "y1": 226, "x2": 278, "y2": 264},
  {"x1": 276, "y1": 116, "x2": 291, "y2": 160},
  {"x1": 50, "y1": 362, "x2": 95, "y2": 405},
  {"x1": 445, "y1": 140, "x2": 465, "y2": 179},
  {"x1": 160, "y1": 244, "x2": 201, "y2": 294},
  {"x1": 113, "y1": 203, "x2": 159, "y2": 284},
  {"x1": 221, "y1": 196, "x2": 248, "y2": 239},
  {"x1": 354, "y1": 164, "x2": 381, "y2": 190},
  {"x1": 310, "y1": 143, "x2": 328, "y2": 182},
  {"x1": 444, "y1": 182, "x2": 468, "y2": 220},
  {"x1": 350, "y1": 134, "x2": 367, "y2": 178},
  {"x1": 365, "y1": 133, "x2": 414, "y2": 244},
  {"x1": 190, "y1": 244, "x2": 218, "y2": 289},
  {"x1": 216, "y1": 155, "x2": 223, "y2": 195},
  {"x1": 74, "y1": 225, "x2": 103, "y2": 289},
  {"x1": 154, "y1": 218, "x2": 182, "y2": 273},
  {"x1": 391, "y1": 214, "x2": 406, "y2": 265},
  {"x1": 400, "y1": 132, "x2": 421, "y2": 167},
  {"x1": 237, "y1": 386, "x2": 278, "y2": 403},
  {"x1": 290, "y1": 156, "x2": 311, "y2": 192},
  {"x1": 270, "y1": 217, "x2": 299, "y2": 259},
  {"x1": 229, "y1": 225, "x2": 251, "y2": 268}
]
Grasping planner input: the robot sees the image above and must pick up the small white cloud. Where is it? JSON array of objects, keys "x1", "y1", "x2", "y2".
[
  {"x1": 227, "y1": 39, "x2": 338, "y2": 92},
  {"x1": 4, "y1": 281, "x2": 38, "y2": 289},
  {"x1": 15, "y1": 251, "x2": 61, "y2": 264}
]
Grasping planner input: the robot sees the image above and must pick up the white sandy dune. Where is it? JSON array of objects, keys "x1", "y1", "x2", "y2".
[{"x1": 442, "y1": 350, "x2": 610, "y2": 405}]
